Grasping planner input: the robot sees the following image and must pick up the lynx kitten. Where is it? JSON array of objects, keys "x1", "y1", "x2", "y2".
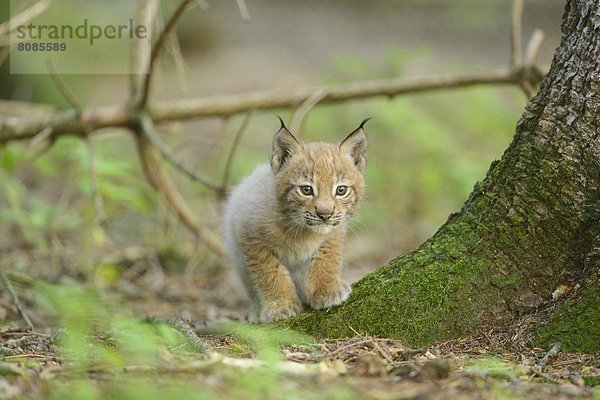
[{"x1": 223, "y1": 118, "x2": 368, "y2": 322}]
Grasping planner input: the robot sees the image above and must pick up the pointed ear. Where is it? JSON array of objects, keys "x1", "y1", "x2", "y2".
[
  {"x1": 340, "y1": 118, "x2": 369, "y2": 172},
  {"x1": 271, "y1": 117, "x2": 302, "y2": 172}
]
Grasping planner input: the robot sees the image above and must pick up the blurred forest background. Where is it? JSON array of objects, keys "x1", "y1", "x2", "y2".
[
  {"x1": 6, "y1": 1, "x2": 600, "y2": 399},
  {"x1": 0, "y1": 0, "x2": 564, "y2": 284}
]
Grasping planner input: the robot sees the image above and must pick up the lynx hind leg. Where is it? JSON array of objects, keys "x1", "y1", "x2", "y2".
[{"x1": 243, "y1": 245, "x2": 303, "y2": 323}]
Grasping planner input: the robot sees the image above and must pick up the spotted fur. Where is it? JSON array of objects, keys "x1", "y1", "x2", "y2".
[{"x1": 223, "y1": 120, "x2": 368, "y2": 322}]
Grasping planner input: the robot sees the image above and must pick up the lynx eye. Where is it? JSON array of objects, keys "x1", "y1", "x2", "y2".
[
  {"x1": 300, "y1": 185, "x2": 314, "y2": 196},
  {"x1": 336, "y1": 185, "x2": 348, "y2": 196}
]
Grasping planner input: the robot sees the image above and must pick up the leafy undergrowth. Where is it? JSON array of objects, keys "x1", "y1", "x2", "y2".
[
  {"x1": 1, "y1": 326, "x2": 599, "y2": 400},
  {"x1": 0, "y1": 249, "x2": 599, "y2": 400}
]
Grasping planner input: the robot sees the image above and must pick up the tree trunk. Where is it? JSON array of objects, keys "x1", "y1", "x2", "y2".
[{"x1": 289, "y1": 0, "x2": 600, "y2": 352}]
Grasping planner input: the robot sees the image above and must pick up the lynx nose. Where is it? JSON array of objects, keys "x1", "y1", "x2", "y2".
[{"x1": 316, "y1": 208, "x2": 333, "y2": 221}]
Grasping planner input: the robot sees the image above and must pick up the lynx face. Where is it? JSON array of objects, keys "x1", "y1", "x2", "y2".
[{"x1": 271, "y1": 121, "x2": 368, "y2": 235}]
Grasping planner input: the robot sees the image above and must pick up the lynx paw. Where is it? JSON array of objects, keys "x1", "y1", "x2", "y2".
[
  {"x1": 259, "y1": 298, "x2": 303, "y2": 323},
  {"x1": 308, "y1": 282, "x2": 352, "y2": 310}
]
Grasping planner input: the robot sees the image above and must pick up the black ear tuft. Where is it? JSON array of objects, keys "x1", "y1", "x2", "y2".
[
  {"x1": 276, "y1": 115, "x2": 287, "y2": 130},
  {"x1": 271, "y1": 118, "x2": 302, "y2": 172},
  {"x1": 358, "y1": 117, "x2": 371, "y2": 130},
  {"x1": 339, "y1": 119, "x2": 369, "y2": 172}
]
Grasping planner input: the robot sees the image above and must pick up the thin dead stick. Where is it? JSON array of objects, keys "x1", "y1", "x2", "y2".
[
  {"x1": 46, "y1": 59, "x2": 83, "y2": 115},
  {"x1": 236, "y1": 0, "x2": 250, "y2": 23},
  {"x1": 0, "y1": 270, "x2": 34, "y2": 331},
  {"x1": 164, "y1": 28, "x2": 188, "y2": 89},
  {"x1": 135, "y1": 129, "x2": 226, "y2": 255},
  {"x1": 525, "y1": 29, "x2": 545, "y2": 67},
  {"x1": 138, "y1": 112, "x2": 223, "y2": 191},
  {"x1": 289, "y1": 89, "x2": 326, "y2": 137},
  {"x1": 220, "y1": 111, "x2": 252, "y2": 194},
  {"x1": 511, "y1": 0, "x2": 524, "y2": 68},
  {"x1": 328, "y1": 338, "x2": 393, "y2": 358},
  {"x1": 530, "y1": 368, "x2": 562, "y2": 384},
  {"x1": 0, "y1": 0, "x2": 50, "y2": 37},
  {"x1": 130, "y1": 0, "x2": 160, "y2": 95},
  {"x1": 28, "y1": 126, "x2": 52, "y2": 148},
  {"x1": 136, "y1": 0, "x2": 195, "y2": 107},
  {"x1": 25, "y1": 136, "x2": 53, "y2": 163},
  {"x1": 536, "y1": 342, "x2": 561, "y2": 371}
]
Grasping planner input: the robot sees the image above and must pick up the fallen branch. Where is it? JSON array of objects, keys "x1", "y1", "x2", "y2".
[
  {"x1": 0, "y1": 67, "x2": 542, "y2": 144},
  {"x1": 536, "y1": 342, "x2": 561, "y2": 371}
]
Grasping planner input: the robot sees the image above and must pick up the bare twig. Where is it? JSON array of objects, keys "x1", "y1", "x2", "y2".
[
  {"x1": 46, "y1": 59, "x2": 82, "y2": 115},
  {"x1": 525, "y1": 29, "x2": 545, "y2": 67},
  {"x1": 136, "y1": 0, "x2": 195, "y2": 107},
  {"x1": 164, "y1": 28, "x2": 188, "y2": 88},
  {"x1": 138, "y1": 113, "x2": 223, "y2": 191},
  {"x1": 530, "y1": 368, "x2": 562, "y2": 384},
  {"x1": 511, "y1": 0, "x2": 524, "y2": 68},
  {"x1": 220, "y1": 111, "x2": 252, "y2": 194},
  {"x1": 236, "y1": 0, "x2": 251, "y2": 23},
  {"x1": 289, "y1": 89, "x2": 326, "y2": 137},
  {"x1": 0, "y1": 270, "x2": 34, "y2": 331},
  {"x1": 130, "y1": 0, "x2": 160, "y2": 95},
  {"x1": 134, "y1": 127, "x2": 225, "y2": 255},
  {"x1": 0, "y1": 0, "x2": 50, "y2": 38},
  {"x1": 27, "y1": 126, "x2": 53, "y2": 149}
]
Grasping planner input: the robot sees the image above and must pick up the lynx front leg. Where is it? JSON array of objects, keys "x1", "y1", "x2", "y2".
[
  {"x1": 307, "y1": 230, "x2": 351, "y2": 310},
  {"x1": 243, "y1": 244, "x2": 303, "y2": 323}
]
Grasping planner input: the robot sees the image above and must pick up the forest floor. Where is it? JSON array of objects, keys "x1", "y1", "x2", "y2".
[{"x1": 0, "y1": 248, "x2": 599, "y2": 400}]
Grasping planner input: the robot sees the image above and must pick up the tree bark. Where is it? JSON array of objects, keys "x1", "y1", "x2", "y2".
[{"x1": 289, "y1": 0, "x2": 600, "y2": 352}]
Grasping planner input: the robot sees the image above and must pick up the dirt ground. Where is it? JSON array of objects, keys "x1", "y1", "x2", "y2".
[{"x1": 0, "y1": 249, "x2": 598, "y2": 400}]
